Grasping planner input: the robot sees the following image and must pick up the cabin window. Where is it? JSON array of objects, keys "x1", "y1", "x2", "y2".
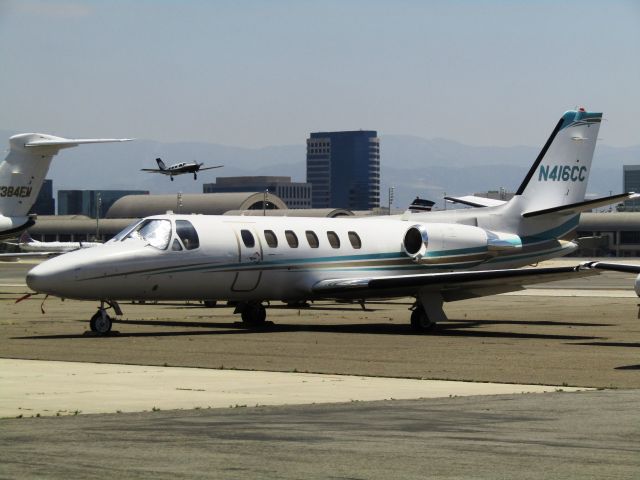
[
  {"x1": 327, "y1": 231, "x2": 340, "y2": 249},
  {"x1": 171, "y1": 238, "x2": 183, "y2": 251},
  {"x1": 306, "y1": 231, "x2": 319, "y2": 248},
  {"x1": 240, "y1": 229, "x2": 255, "y2": 248},
  {"x1": 264, "y1": 230, "x2": 278, "y2": 248},
  {"x1": 125, "y1": 219, "x2": 172, "y2": 250},
  {"x1": 285, "y1": 230, "x2": 299, "y2": 248},
  {"x1": 348, "y1": 231, "x2": 362, "y2": 249},
  {"x1": 176, "y1": 220, "x2": 200, "y2": 250}
]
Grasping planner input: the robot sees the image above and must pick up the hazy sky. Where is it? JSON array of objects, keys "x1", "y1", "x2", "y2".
[{"x1": 1, "y1": 0, "x2": 639, "y2": 148}]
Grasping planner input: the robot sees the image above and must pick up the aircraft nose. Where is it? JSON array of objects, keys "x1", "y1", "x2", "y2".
[{"x1": 26, "y1": 261, "x2": 74, "y2": 295}]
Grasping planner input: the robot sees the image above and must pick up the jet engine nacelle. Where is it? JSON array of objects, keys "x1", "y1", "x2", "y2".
[{"x1": 402, "y1": 223, "x2": 522, "y2": 264}]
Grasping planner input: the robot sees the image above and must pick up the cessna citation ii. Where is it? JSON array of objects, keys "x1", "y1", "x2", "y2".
[
  {"x1": 141, "y1": 157, "x2": 223, "y2": 181},
  {"x1": 25, "y1": 109, "x2": 640, "y2": 335},
  {"x1": 0, "y1": 133, "x2": 130, "y2": 240}
]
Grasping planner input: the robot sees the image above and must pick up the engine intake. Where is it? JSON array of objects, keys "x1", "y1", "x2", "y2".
[{"x1": 402, "y1": 223, "x2": 521, "y2": 264}]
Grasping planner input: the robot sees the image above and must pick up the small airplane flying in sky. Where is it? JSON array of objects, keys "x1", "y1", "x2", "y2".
[
  {"x1": 0, "y1": 133, "x2": 130, "y2": 240},
  {"x1": 25, "y1": 109, "x2": 640, "y2": 335},
  {"x1": 0, "y1": 232, "x2": 101, "y2": 261},
  {"x1": 141, "y1": 158, "x2": 223, "y2": 181}
]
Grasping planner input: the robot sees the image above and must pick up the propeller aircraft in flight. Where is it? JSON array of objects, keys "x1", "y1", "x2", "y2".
[{"x1": 141, "y1": 158, "x2": 223, "y2": 181}]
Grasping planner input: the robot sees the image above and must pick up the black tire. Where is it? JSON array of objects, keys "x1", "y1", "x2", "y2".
[
  {"x1": 410, "y1": 306, "x2": 436, "y2": 333},
  {"x1": 241, "y1": 303, "x2": 266, "y2": 325},
  {"x1": 89, "y1": 314, "x2": 98, "y2": 332},
  {"x1": 90, "y1": 310, "x2": 112, "y2": 334}
]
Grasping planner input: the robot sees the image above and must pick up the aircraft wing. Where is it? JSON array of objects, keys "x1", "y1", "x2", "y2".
[
  {"x1": 312, "y1": 265, "x2": 599, "y2": 301},
  {"x1": 198, "y1": 165, "x2": 224, "y2": 171},
  {"x1": 140, "y1": 168, "x2": 163, "y2": 172},
  {"x1": 0, "y1": 251, "x2": 60, "y2": 261},
  {"x1": 584, "y1": 261, "x2": 640, "y2": 274}
]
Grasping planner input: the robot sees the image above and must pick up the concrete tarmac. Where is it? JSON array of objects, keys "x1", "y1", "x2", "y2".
[
  {"x1": 1, "y1": 391, "x2": 639, "y2": 479},
  {"x1": 1, "y1": 259, "x2": 640, "y2": 478},
  {"x1": 0, "y1": 358, "x2": 586, "y2": 418}
]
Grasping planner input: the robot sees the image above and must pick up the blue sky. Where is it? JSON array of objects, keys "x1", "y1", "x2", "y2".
[{"x1": 1, "y1": 0, "x2": 639, "y2": 148}]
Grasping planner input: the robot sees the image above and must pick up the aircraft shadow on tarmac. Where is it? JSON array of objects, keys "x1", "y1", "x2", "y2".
[
  {"x1": 573, "y1": 341, "x2": 640, "y2": 348},
  {"x1": 12, "y1": 316, "x2": 603, "y2": 341},
  {"x1": 615, "y1": 364, "x2": 640, "y2": 370}
]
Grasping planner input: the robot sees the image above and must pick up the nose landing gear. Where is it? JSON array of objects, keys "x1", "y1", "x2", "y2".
[{"x1": 89, "y1": 300, "x2": 122, "y2": 335}]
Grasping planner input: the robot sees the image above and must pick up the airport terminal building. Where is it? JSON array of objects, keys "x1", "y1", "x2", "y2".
[{"x1": 203, "y1": 176, "x2": 312, "y2": 209}]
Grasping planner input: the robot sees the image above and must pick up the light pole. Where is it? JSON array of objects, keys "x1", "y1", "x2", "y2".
[
  {"x1": 95, "y1": 192, "x2": 102, "y2": 240},
  {"x1": 263, "y1": 189, "x2": 268, "y2": 216}
]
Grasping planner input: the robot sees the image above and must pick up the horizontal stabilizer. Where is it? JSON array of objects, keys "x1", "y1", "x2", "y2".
[
  {"x1": 25, "y1": 137, "x2": 132, "y2": 149},
  {"x1": 444, "y1": 195, "x2": 507, "y2": 208},
  {"x1": 522, "y1": 192, "x2": 637, "y2": 218}
]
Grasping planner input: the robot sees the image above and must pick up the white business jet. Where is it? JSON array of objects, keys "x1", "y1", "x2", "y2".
[
  {"x1": 25, "y1": 109, "x2": 640, "y2": 334},
  {"x1": 0, "y1": 133, "x2": 131, "y2": 240}
]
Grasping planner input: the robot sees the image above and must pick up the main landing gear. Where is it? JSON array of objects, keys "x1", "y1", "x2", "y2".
[
  {"x1": 235, "y1": 302, "x2": 267, "y2": 327},
  {"x1": 410, "y1": 291, "x2": 447, "y2": 334},
  {"x1": 89, "y1": 300, "x2": 122, "y2": 335}
]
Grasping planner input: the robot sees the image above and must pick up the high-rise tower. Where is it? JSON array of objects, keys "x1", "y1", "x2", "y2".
[{"x1": 306, "y1": 130, "x2": 380, "y2": 210}]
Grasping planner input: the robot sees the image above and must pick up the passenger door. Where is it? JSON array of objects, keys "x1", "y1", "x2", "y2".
[{"x1": 231, "y1": 227, "x2": 263, "y2": 292}]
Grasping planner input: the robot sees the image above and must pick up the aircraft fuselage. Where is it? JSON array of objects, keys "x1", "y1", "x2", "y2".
[{"x1": 26, "y1": 211, "x2": 575, "y2": 302}]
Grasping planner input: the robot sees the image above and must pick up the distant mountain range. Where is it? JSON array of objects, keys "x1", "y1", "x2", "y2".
[{"x1": 2, "y1": 130, "x2": 638, "y2": 210}]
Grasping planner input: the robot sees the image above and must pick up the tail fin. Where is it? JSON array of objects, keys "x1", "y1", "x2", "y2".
[
  {"x1": 0, "y1": 133, "x2": 131, "y2": 218},
  {"x1": 514, "y1": 108, "x2": 601, "y2": 212},
  {"x1": 156, "y1": 158, "x2": 167, "y2": 170}
]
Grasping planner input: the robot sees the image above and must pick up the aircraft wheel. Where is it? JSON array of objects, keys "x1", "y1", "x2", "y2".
[
  {"x1": 241, "y1": 303, "x2": 266, "y2": 326},
  {"x1": 90, "y1": 310, "x2": 112, "y2": 334},
  {"x1": 410, "y1": 306, "x2": 437, "y2": 333}
]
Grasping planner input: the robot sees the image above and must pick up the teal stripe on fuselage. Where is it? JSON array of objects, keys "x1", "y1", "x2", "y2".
[{"x1": 519, "y1": 216, "x2": 579, "y2": 245}]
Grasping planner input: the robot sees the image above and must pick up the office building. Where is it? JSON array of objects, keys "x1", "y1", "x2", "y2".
[
  {"x1": 623, "y1": 165, "x2": 640, "y2": 211},
  {"x1": 203, "y1": 176, "x2": 312, "y2": 209},
  {"x1": 306, "y1": 130, "x2": 380, "y2": 210},
  {"x1": 28, "y1": 179, "x2": 55, "y2": 215},
  {"x1": 58, "y1": 189, "x2": 149, "y2": 218}
]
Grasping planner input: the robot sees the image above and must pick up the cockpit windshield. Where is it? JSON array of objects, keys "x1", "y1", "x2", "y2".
[
  {"x1": 108, "y1": 220, "x2": 144, "y2": 243},
  {"x1": 124, "y1": 219, "x2": 172, "y2": 250}
]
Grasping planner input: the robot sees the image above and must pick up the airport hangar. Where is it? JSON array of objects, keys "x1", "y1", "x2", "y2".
[
  {"x1": 22, "y1": 192, "x2": 354, "y2": 244},
  {"x1": 16, "y1": 191, "x2": 640, "y2": 258}
]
